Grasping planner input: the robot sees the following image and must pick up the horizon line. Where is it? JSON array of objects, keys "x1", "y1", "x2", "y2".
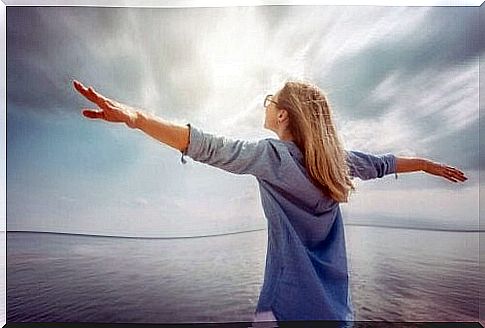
[{"x1": 4, "y1": 224, "x2": 484, "y2": 240}]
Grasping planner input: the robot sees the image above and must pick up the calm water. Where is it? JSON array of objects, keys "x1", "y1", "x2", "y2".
[{"x1": 6, "y1": 225, "x2": 482, "y2": 324}]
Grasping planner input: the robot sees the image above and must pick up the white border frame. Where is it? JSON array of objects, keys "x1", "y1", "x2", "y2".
[{"x1": 1, "y1": 1, "x2": 483, "y2": 327}]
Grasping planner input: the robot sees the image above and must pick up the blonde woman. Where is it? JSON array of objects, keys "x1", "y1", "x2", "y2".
[{"x1": 73, "y1": 79, "x2": 467, "y2": 325}]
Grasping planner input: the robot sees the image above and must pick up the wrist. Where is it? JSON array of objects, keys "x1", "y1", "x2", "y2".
[
  {"x1": 420, "y1": 159, "x2": 430, "y2": 172},
  {"x1": 128, "y1": 110, "x2": 144, "y2": 129}
]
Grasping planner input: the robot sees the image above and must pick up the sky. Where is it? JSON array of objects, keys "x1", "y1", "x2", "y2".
[{"x1": 5, "y1": 4, "x2": 483, "y2": 237}]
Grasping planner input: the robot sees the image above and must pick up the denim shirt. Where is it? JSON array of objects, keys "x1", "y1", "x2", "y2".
[{"x1": 180, "y1": 124, "x2": 397, "y2": 322}]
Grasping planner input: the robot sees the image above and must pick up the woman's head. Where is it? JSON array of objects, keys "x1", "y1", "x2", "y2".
[
  {"x1": 263, "y1": 92, "x2": 293, "y2": 141},
  {"x1": 264, "y1": 80, "x2": 355, "y2": 203}
]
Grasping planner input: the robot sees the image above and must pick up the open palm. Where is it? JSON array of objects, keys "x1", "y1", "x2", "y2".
[{"x1": 73, "y1": 80, "x2": 138, "y2": 128}]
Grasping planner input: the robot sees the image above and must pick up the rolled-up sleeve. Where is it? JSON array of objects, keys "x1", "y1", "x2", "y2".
[
  {"x1": 180, "y1": 123, "x2": 279, "y2": 179},
  {"x1": 345, "y1": 150, "x2": 398, "y2": 180}
]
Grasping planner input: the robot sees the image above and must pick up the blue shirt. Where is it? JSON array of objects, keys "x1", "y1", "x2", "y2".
[{"x1": 181, "y1": 123, "x2": 398, "y2": 322}]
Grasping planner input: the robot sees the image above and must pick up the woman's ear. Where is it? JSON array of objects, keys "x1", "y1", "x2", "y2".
[{"x1": 278, "y1": 109, "x2": 289, "y2": 123}]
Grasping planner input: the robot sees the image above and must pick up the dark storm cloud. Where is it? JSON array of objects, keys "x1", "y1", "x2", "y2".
[
  {"x1": 7, "y1": 7, "x2": 215, "y2": 117},
  {"x1": 8, "y1": 6, "x2": 481, "y2": 118},
  {"x1": 317, "y1": 6, "x2": 482, "y2": 120}
]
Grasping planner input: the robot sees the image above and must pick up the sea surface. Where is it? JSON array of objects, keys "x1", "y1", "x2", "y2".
[{"x1": 5, "y1": 225, "x2": 483, "y2": 324}]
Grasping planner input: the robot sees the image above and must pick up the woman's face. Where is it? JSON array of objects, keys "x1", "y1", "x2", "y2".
[{"x1": 263, "y1": 93, "x2": 279, "y2": 132}]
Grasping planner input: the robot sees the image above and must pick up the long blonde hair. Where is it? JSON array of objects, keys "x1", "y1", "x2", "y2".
[{"x1": 275, "y1": 80, "x2": 355, "y2": 203}]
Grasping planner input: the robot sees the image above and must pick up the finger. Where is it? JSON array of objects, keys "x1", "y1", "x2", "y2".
[
  {"x1": 453, "y1": 169, "x2": 467, "y2": 179},
  {"x1": 438, "y1": 168, "x2": 455, "y2": 181},
  {"x1": 82, "y1": 109, "x2": 105, "y2": 120},
  {"x1": 73, "y1": 80, "x2": 98, "y2": 103},
  {"x1": 88, "y1": 89, "x2": 115, "y2": 111},
  {"x1": 447, "y1": 168, "x2": 468, "y2": 181},
  {"x1": 86, "y1": 87, "x2": 111, "y2": 109},
  {"x1": 445, "y1": 172, "x2": 461, "y2": 182},
  {"x1": 73, "y1": 80, "x2": 90, "y2": 97},
  {"x1": 446, "y1": 166, "x2": 467, "y2": 178},
  {"x1": 87, "y1": 86, "x2": 110, "y2": 103},
  {"x1": 452, "y1": 173, "x2": 468, "y2": 182},
  {"x1": 73, "y1": 80, "x2": 111, "y2": 108},
  {"x1": 443, "y1": 175, "x2": 459, "y2": 183},
  {"x1": 449, "y1": 170, "x2": 467, "y2": 181},
  {"x1": 104, "y1": 98, "x2": 118, "y2": 108},
  {"x1": 445, "y1": 166, "x2": 461, "y2": 174},
  {"x1": 107, "y1": 98, "x2": 122, "y2": 107}
]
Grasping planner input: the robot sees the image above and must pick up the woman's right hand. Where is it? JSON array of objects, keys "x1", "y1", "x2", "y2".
[
  {"x1": 73, "y1": 79, "x2": 139, "y2": 129},
  {"x1": 423, "y1": 160, "x2": 468, "y2": 183}
]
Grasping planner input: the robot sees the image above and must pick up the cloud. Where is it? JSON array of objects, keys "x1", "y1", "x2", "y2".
[
  {"x1": 8, "y1": 6, "x2": 480, "y2": 128},
  {"x1": 6, "y1": 5, "x2": 479, "y2": 235},
  {"x1": 339, "y1": 58, "x2": 479, "y2": 170},
  {"x1": 314, "y1": 7, "x2": 481, "y2": 117}
]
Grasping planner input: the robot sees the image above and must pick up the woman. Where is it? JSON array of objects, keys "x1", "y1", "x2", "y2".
[{"x1": 73, "y1": 79, "x2": 467, "y2": 325}]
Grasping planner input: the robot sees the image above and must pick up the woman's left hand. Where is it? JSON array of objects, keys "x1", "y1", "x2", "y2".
[{"x1": 423, "y1": 160, "x2": 468, "y2": 183}]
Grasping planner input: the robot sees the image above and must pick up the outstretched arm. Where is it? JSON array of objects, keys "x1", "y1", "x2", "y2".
[
  {"x1": 73, "y1": 80, "x2": 279, "y2": 179},
  {"x1": 396, "y1": 156, "x2": 467, "y2": 183},
  {"x1": 345, "y1": 150, "x2": 468, "y2": 183},
  {"x1": 73, "y1": 80, "x2": 190, "y2": 152}
]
